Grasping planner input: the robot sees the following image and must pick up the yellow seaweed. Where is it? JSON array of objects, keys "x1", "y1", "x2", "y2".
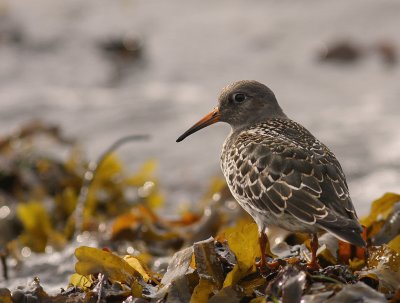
[
  {"x1": 222, "y1": 222, "x2": 260, "y2": 287},
  {"x1": 361, "y1": 193, "x2": 400, "y2": 227},
  {"x1": 75, "y1": 246, "x2": 142, "y2": 285},
  {"x1": 190, "y1": 279, "x2": 215, "y2": 303},
  {"x1": 123, "y1": 255, "x2": 151, "y2": 283},
  {"x1": 69, "y1": 273, "x2": 93, "y2": 290}
]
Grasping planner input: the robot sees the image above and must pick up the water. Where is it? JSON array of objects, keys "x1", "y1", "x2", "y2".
[
  {"x1": 1, "y1": 0, "x2": 400, "y2": 293},
  {"x1": 1, "y1": 0, "x2": 400, "y2": 216}
]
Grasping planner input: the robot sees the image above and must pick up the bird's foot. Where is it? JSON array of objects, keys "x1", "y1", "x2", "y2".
[
  {"x1": 285, "y1": 256, "x2": 302, "y2": 265},
  {"x1": 255, "y1": 255, "x2": 283, "y2": 277},
  {"x1": 255, "y1": 258, "x2": 280, "y2": 270},
  {"x1": 306, "y1": 260, "x2": 321, "y2": 272}
]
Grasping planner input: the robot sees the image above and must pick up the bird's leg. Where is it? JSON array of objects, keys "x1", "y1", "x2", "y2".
[
  {"x1": 256, "y1": 230, "x2": 279, "y2": 271},
  {"x1": 307, "y1": 233, "x2": 320, "y2": 271},
  {"x1": 256, "y1": 231, "x2": 268, "y2": 269}
]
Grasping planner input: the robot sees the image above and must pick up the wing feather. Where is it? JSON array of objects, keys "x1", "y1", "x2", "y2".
[{"x1": 228, "y1": 119, "x2": 362, "y2": 237}]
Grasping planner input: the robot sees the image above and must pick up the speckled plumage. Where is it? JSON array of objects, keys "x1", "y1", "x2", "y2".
[
  {"x1": 177, "y1": 80, "x2": 365, "y2": 266},
  {"x1": 221, "y1": 118, "x2": 364, "y2": 246}
]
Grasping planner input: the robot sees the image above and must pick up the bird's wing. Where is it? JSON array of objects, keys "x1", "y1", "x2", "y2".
[{"x1": 232, "y1": 126, "x2": 363, "y2": 238}]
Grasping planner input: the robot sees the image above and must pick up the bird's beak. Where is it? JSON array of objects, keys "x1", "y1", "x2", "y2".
[{"x1": 176, "y1": 107, "x2": 220, "y2": 142}]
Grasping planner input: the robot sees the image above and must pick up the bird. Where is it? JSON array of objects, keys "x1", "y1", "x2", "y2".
[{"x1": 176, "y1": 80, "x2": 365, "y2": 270}]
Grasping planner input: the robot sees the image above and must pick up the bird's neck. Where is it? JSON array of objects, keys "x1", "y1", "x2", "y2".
[{"x1": 230, "y1": 111, "x2": 288, "y2": 133}]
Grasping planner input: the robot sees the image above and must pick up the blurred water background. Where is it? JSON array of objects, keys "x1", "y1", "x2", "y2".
[{"x1": 1, "y1": 0, "x2": 400, "y2": 216}]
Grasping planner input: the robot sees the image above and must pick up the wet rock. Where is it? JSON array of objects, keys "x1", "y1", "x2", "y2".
[
  {"x1": 324, "y1": 282, "x2": 386, "y2": 303},
  {"x1": 208, "y1": 286, "x2": 241, "y2": 303},
  {"x1": 215, "y1": 240, "x2": 236, "y2": 274},
  {"x1": 160, "y1": 246, "x2": 194, "y2": 286},
  {"x1": 100, "y1": 36, "x2": 143, "y2": 62},
  {"x1": 372, "y1": 202, "x2": 400, "y2": 245},
  {"x1": 319, "y1": 265, "x2": 357, "y2": 284},
  {"x1": 301, "y1": 291, "x2": 334, "y2": 303},
  {"x1": 0, "y1": 13, "x2": 24, "y2": 46},
  {"x1": 99, "y1": 36, "x2": 144, "y2": 85},
  {"x1": 152, "y1": 246, "x2": 195, "y2": 299},
  {"x1": 193, "y1": 237, "x2": 224, "y2": 288},
  {"x1": 318, "y1": 41, "x2": 363, "y2": 63},
  {"x1": 359, "y1": 245, "x2": 400, "y2": 294},
  {"x1": 266, "y1": 265, "x2": 306, "y2": 303},
  {"x1": 11, "y1": 278, "x2": 50, "y2": 303},
  {"x1": 166, "y1": 273, "x2": 199, "y2": 303}
]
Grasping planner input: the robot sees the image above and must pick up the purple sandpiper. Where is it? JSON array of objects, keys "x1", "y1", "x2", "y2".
[{"x1": 177, "y1": 80, "x2": 365, "y2": 270}]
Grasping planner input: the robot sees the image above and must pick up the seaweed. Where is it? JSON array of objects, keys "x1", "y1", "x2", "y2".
[{"x1": 0, "y1": 121, "x2": 399, "y2": 302}]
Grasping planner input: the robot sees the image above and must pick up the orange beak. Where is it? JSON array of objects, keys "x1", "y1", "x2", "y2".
[{"x1": 176, "y1": 107, "x2": 221, "y2": 142}]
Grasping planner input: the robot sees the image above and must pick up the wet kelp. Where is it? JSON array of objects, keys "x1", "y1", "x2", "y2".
[{"x1": 0, "y1": 122, "x2": 399, "y2": 303}]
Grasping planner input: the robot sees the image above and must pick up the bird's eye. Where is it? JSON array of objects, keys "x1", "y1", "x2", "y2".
[{"x1": 232, "y1": 93, "x2": 246, "y2": 103}]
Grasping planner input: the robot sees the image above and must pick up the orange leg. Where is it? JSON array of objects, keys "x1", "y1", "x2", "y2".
[
  {"x1": 258, "y1": 231, "x2": 268, "y2": 269},
  {"x1": 307, "y1": 233, "x2": 320, "y2": 271},
  {"x1": 256, "y1": 231, "x2": 279, "y2": 271}
]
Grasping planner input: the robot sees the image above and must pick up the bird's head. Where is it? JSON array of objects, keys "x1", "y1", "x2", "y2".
[{"x1": 176, "y1": 80, "x2": 286, "y2": 142}]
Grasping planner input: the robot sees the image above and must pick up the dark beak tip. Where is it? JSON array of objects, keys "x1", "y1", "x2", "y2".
[
  {"x1": 176, "y1": 132, "x2": 187, "y2": 142},
  {"x1": 176, "y1": 107, "x2": 220, "y2": 143}
]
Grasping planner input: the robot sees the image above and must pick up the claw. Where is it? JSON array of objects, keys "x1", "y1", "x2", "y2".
[{"x1": 256, "y1": 258, "x2": 280, "y2": 270}]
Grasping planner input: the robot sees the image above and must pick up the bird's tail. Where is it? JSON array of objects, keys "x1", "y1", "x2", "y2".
[
  {"x1": 318, "y1": 216, "x2": 366, "y2": 247},
  {"x1": 321, "y1": 225, "x2": 366, "y2": 247}
]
